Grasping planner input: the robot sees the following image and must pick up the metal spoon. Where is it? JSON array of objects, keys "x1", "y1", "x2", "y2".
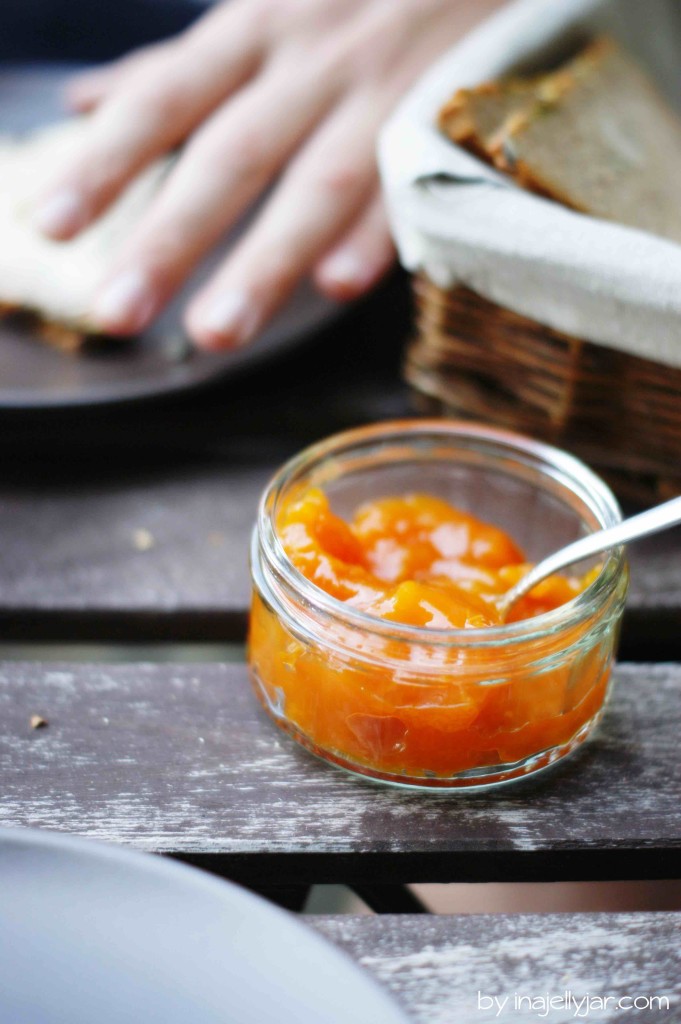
[{"x1": 498, "y1": 494, "x2": 681, "y2": 622}]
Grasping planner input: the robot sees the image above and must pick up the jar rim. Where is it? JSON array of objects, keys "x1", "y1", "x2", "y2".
[{"x1": 257, "y1": 419, "x2": 626, "y2": 648}]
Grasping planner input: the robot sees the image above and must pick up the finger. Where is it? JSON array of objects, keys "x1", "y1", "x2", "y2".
[
  {"x1": 34, "y1": 8, "x2": 264, "y2": 240},
  {"x1": 313, "y1": 192, "x2": 395, "y2": 302},
  {"x1": 186, "y1": 92, "x2": 382, "y2": 350},
  {"x1": 63, "y1": 41, "x2": 173, "y2": 112},
  {"x1": 89, "y1": 63, "x2": 340, "y2": 334},
  {"x1": 61, "y1": 0, "x2": 256, "y2": 115}
]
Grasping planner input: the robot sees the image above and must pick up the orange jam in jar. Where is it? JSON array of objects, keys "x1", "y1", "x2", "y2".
[{"x1": 249, "y1": 422, "x2": 628, "y2": 790}]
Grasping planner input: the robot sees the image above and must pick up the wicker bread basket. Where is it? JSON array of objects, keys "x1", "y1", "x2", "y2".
[
  {"x1": 406, "y1": 276, "x2": 681, "y2": 504},
  {"x1": 379, "y1": 0, "x2": 681, "y2": 504}
]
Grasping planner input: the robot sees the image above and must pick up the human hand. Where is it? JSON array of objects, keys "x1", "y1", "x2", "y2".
[{"x1": 34, "y1": 0, "x2": 505, "y2": 349}]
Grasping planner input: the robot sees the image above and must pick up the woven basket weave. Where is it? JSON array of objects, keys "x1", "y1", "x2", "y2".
[{"x1": 406, "y1": 275, "x2": 681, "y2": 503}]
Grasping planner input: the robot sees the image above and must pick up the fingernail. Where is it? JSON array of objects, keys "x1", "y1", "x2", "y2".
[
  {"x1": 193, "y1": 291, "x2": 259, "y2": 349},
  {"x1": 33, "y1": 189, "x2": 86, "y2": 238},
  {"x1": 92, "y1": 270, "x2": 155, "y2": 333},
  {"x1": 320, "y1": 251, "x2": 369, "y2": 289}
]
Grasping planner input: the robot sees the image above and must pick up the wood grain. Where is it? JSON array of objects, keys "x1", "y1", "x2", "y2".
[
  {"x1": 311, "y1": 913, "x2": 681, "y2": 1023},
  {"x1": 0, "y1": 461, "x2": 265, "y2": 640},
  {"x1": 1, "y1": 661, "x2": 679, "y2": 887},
  {"x1": 0, "y1": 460, "x2": 678, "y2": 647}
]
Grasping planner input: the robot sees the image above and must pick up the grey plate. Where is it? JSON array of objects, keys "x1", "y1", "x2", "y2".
[
  {"x1": 0, "y1": 827, "x2": 409, "y2": 1024},
  {"x1": 0, "y1": 63, "x2": 341, "y2": 409}
]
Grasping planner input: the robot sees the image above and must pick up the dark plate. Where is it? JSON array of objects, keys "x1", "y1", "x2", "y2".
[
  {"x1": 0, "y1": 827, "x2": 409, "y2": 1024},
  {"x1": 0, "y1": 63, "x2": 341, "y2": 409}
]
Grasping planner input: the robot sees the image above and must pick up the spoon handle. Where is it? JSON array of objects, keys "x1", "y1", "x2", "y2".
[{"x1": 501, "y1": 494, "x2": 681, "y2": 616}]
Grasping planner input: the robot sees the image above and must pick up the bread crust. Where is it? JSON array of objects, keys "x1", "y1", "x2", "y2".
[
  {"x1": 437, "y1": 37, "x2": 681, "y2": 244},
  {"x1": 0, "y1": 304, "x2": 89, "y2": 353}
]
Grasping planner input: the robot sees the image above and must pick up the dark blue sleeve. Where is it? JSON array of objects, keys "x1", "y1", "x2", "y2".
[{"x1": 2, "y1": 0, "x2": 207, "y2": 62}]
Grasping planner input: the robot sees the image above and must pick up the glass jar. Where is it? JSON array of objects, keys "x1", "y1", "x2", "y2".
[{"x1": 248, "y1": 421, "x2": 628, "y2": 791}]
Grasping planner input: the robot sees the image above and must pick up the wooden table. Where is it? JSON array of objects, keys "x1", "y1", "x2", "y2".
[
  {"x1": 311, "y1": 913, "x2": 679, "y2": 1024},
  {"x1": 312, "y1": 913, "x2": 681, "y2": 1023},
  {"x1": 1, "y1": 273, "x2": 679, "y2": 1020}
]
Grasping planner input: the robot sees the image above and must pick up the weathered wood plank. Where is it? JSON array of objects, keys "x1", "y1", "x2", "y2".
[
  {"x1": 628, "y1": 533, "x2": 681, "y2": 611},
  {"x1": 311, "y1": 913, "x2": 681, "y2": 1024},
  {"x1": 622, "y1": 538, "x2": 681, "y2": 660},
  {"x1": 0, "y1": 461, "x2": 264, "y2": 640},
  {"x1": 1, "y1": 662, "x2": 679, "y2": 886},
  {"x1": 0, "y1": 459, "x2": 678, "y2": 645}
]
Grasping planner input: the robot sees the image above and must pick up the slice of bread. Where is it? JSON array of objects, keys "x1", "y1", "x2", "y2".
[
  {"x1": 439, "y1": 38, "x2": 681, "y2": 245},
  {"x1": 492, "y1": 40, "x2": 681, "y2": 242},
  {"x1": 438, "y1": 79, "x2": 537, "y2": 158},
  {"x1": 0, "y1": 119, "x2": 169, "y2": 350},
  {"x1": 436, "y1": 40, "x2": 608, "y2": 157}
]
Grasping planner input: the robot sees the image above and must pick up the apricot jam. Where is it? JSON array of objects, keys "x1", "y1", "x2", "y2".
[{"x1": 249, "y1": 422, "x2": 628, "y2": 789}]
